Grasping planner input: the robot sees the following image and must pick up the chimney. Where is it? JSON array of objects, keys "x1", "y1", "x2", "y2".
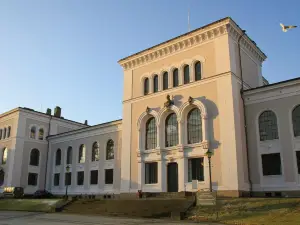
[
  {"x1": 54, "y1": 106, "x2": 61, "y2": 118},
  {"x1": 46, "y1": 108, "x2": 52, "y2": 116},
  {"x1": 84, "y1": 120, "x2": 88, "y2": 125}
]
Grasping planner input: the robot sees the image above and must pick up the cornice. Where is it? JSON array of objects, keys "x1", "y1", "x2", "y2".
[{"x1": 118, "y1": 18, "x2": 266, "y2": 71}]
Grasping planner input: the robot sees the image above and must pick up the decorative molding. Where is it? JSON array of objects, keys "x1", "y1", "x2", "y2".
[{"x1": 119, "y1": 19, "x2": 266, "y2": 71}]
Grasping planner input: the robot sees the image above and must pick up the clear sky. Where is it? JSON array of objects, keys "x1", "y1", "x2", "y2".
[{"x1": 0, "y1": 0, "x2": 299, "y2": 125}]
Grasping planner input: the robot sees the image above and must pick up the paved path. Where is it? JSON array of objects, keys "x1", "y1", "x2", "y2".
[{"x1": 0, "y1": 211, "x2": 220, "y2": 225}]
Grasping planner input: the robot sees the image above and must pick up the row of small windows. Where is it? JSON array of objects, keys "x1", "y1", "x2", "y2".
[
  {"x1": 55, "y1": 140, "x2": 114, "y2": 166},
  {"x1": 258, "y1": 105, "x2": 300, "y2": 141},
  {"x1": 53, "y1": 169, "x2": 114, "y2": 186},
  {"x1": 0, "y1": 127, "x2": 11, "y2": 140},
  {"x1": 145, "y1": 108, "x2": 202, "y2": 150},
  {"x1": 30, "y1": 126, "x2": 44, "y2": 140},
  {"x1": 144, "y1": 61, "x2": 202, "y2": 95}
]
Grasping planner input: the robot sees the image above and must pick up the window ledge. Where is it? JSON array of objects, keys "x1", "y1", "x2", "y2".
[
  {"x1": 262, "y1": 174, "x2": 283, "y2": 177},
  {"x1": 184, "y1": 141, "x2": 209, "y2": 149},
  {"x1": 144, "y1": 183, "x2": 158, "y2": 186}
]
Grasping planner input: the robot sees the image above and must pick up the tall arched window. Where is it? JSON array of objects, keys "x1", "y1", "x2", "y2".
[
  {"x1": 30, "y1": 126, "x2": 36, "y2": 139},
  {"x1": 163, "y1": 72, "x2": 168, "y2": 90},
  {"x1": 78, "y1": 145, "x2": 86, "y2": 163},
  {"x1": 7, "y1": 127, "x2": 11, "y2": 138},
  {"x1": 3, "y1": 128, "x2": 6, "y2": 139},
  {"x1": 55, "y1": 149, "x2": 61, "y2": 166},
  {"x1": 293, "y1": 105, "x2": 300, "y2": 137},
  {"x1": 187, "y1": 108, "x2": 202, "y2": 144},
  {"x1": 1, "y1": 148, "x2": 8, "y2": 165},
  {"x1": 153, "y1": 75, "x2": 158, "y2": 93},
  {"x1": 145, "y1": 117, "x2": 157, "y2": 150},
  {"x1": 66, "y1": 147, "x2": 72, "y2": 164},
  {"x1": 165, "y1": 113, "x2": 178, "y2": 147},
  {"x1": 183, "y1": 65, "x2": 190, "y2": 84},
  {"x1": 106, "y1": 140, "x2": 114, "y2": 160},
  {"x1": 92, "y1": 142, "x2": 100, "y2": 161},
  {"x1": 29, "y1": 149, "x2": 40, "y2": 166},
  {"x1": 0, "y1": 129, "x2": 2, "y2": 140},
  {"x1": 259, "y1": 110, "x2": 279, "y2": 141},
  {"x1": 194, "y1": 61, "x2": 201, "y2": 81},
  {"x1": 38, "y1": 128, "x2": 44, "y2": 140},
  {"x1": 144, "y1": 78, "x2": 149, "y2": 95},
  {"x1": 173, "y1": 68, "x2": 179, "y2": 87}
]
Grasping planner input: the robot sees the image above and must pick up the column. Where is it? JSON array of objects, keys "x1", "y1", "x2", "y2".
[
  {"x1": 178, "y1": 157, "x2": 187, "y2": 192},
  {"x1": 190, "y1": 63, "x2": 195, "y2": 82},
  {"x1": 202, "y1": 116, "x2": 209, "y2": 142},
  {"x1": 159, "y1": 160, "x2": 167, "y2": 192},
  {"x1": 178, "y1": 120, "x2": 184, "y2": 147},
  {"x1": 137, "y1": 160, "x2": 144, "y2": 191}
]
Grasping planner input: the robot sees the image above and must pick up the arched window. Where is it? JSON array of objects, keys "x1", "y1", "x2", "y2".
[
  {"x1": 92, "y1": 142, "x2": 100, "y2": 161},
  {"x1": 293, "y1": 105, "x2": 300, "y2": 137},
  {"x1": 145, "y1": 117, "x2": 157, "y2": 150},
  {"x1": 144, "y1": 78, "x2": 149, "y2": 95},
  {"x1": 30, "y1": 126, "x2": 36, "y2": 139},
  {"x1": 187, "y1": 108, "x2": 202, "y2": 144},
  {"x1": 29, "y1": 149, "x2": 40, "y2": 166},
  {"x1": 0, "y1": 129, "x2": 2, "y2": 140},
  {"x1": 173, "y1": 68, "x2": 179, "y2": 87},
  {"x1": 7, "y1": 126, "x2": 11, "y2": 138},
  {"x1": 153, "y1": 75, "x2": 158, "y2": 93},
  {"x1": 165, "y1": 113, "x2": 178, "y2": 147},
  {"x1": 183, "y1": 65, "x2": 190, "y2": 84},
  {"x1": 106, "y1": 140, "x2": 114, "y2": 160},
  {"x1": 78, "y1": 145, "x2": 86, "y2": 163},
  {"x1": 1, "y1": 148, "x2": 8, "y2": 165},
  {"x1": 66, "y1": 147, "x2": 72, "y2": 164},
  {"x1": 38, "y1": 128, "x2": 44, "y2": 140},
  {"x1": 55, "y1": 149, "x2": 61, "y2": 166},
  {"x1": 259, "y1": 110, "x2": 279, "y2": 141},
  {"x1": 3, "y1": 128, "x2": 6, "y2": 139},
  {"x1": 163, "y1": 72, "x2": 168, "y2": 90},
  {"x1": 194, "y1": 61, "x2": 201, "y2": 81}
]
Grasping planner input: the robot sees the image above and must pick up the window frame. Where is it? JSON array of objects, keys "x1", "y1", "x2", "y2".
[
  {"x1": 28, "y1": 173, "x2": 38, "y2": 186},
  {"x1": 7, "y1": 126, "x2": 11, "y2": 138},
  {"x1": 292, "y1": 105, "x2": 300, "y2": 137},
  {"x1": 38, "y1": 128, "x2": 44, "y2": 140},
  {"x1": 153, "y1": 74, "x2": 159, "y2": 93},
  {"x1": 145, "y1": 162, "x2": 158, "y2": 184},
  {"x1": 91, "y1": 142, "x2": 100, "y2": 162},
  {"x1": 105, "y1": 169, "x2": 114, "y2": 184},
  {"x1": 183, "y1": 65, "x2": 190, "y2": 84},
  {"x1": 29, "y1": 149, "x2": 40, "y2": 166},
  {"x1": 1, "y1": 148, "x2": 8, "y2": 165},
  {"x1": 194, "y1": 61, "x2": 202, "y2": 81},
  {"x1": 188, "y1": 158, "x2": 204, "y2": 182},
  {"x1": 55, "y1": 149, "x2": 62, "y2": 166},
  {"x1": 145, "y1": 117, "x2": 157, "y2": 150},
  {"x1": 90, "y1": 170, "x2": 98, "y2": 185},
  {"x1": 173, "y1": 68, "x2": 179, "y2": 87},
  {"x1": 144, "y1": 78, "x2": 149, "y2": 95},
  {"x1": 187, "y1": 108, "x2": 202, "y2": 144},
  {"x1": 163, "y1": 72, "x2": 168, "y2": 90},
  {"x1": 65, "y1": 172, "x2": 72, "y2": 186},
  {"x1": 77, "y1": 171, "x2": 84, "y2": 186},
  {"x1": 258, "y1": 110, "x2": 279, "y2": 141},
  {"x1": 261, "y1": 153, "x2": 282, "y2": 176},
  {"x1": 165, "y1": 113, "x2": 179, "y2": 147},
  {"x1": 30, "y1": 126, "x2": 36, "y2": 139},
  {"x1": 106, "y1": 140, "x2": 114, "y2": 160},
  {"x1": 78, "y1": 144, "x2": 86, "y2": 163},
  {"x1": 54, "y1": 173, "x2": 60, "y2": 186}
]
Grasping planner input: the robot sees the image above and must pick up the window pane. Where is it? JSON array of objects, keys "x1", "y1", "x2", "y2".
[
  {"x1": 261, "y1": 153, "x2": 282, "y2": 176},
  {"x1": 38, "y1": 128, "x2": 44, "y2": 140},
  {"x1": 187, "y1": 108, "x2": 202, "y2": 144},
  {"x1": 195, "y1": 61, "x2": 201, "y2": 81},
  {"x1": 56, "y1": 149, "x2": 61, "y2": 166},
  {"x1": 65, "y1": 172, "x2": 71, "y2": 185},
  {"x1": 3, "y1": 128, "x2": 6, "y2": 139},
  {"x1": 145, "y1": 117, "x2": 157, "y2": 150},
  {"x1": 67, "y1": 147, "x2": 72, "y2": 164},
  {"x1": 92, "y1": 142, "x2": 100, "y2": 161},
  {"x1": 153, "y1": 75, "x2": 158, "y2": 93},
  {"x1": 184, "y1": 65, "x2": 190, "y2": 84},
  {"x1": 105, "y1": 169, "x2": 113, "y2": 184},
  {"x1": 144, "y1": 78, "x2": 149, "y2": 95},
  {"x1": 188, "y1": 158, "x2": 204, "y2": 182},
  {"x1": 259, "y1": 111, "x2": 279, "y2": 141},
  {"x1": 77, "y1": 171, "x2": 84, "y2": 185},
  {"x1": 30, "y1": 149, "x2": 40, "y2": 166},
  {"x1": 173, "y1": 69, "x2": 179, "y2": 87},
  {"x1": 106, "y1": 140, "x2": 114, "y2": 160},
  {"x1": 28, "y1": 173, "x2": 38, "y2": 186},
  {"x1": 165, "y1": 113, "x2": 178, "y2": 147},
  {"x1": 145, "y1": 162, "x2": 158, "y2": 184},
  {"x1": 7, "y1": 127, "x2": 11, "y2": 138},
  {"x1": 54, "y1": 173, "x2": 60, "y2": 186},
  {"x1": 163, "y1": 72, "x2": 168, "y2": 90},
  {"x1": 78, "y1": 145, "x2": 85, "y2": 163},
  {"x1": 90, "y1": 170, "x2": 98, "y2": 185},
  {"x1": 30, "y1": 127, "x2": 36, "y2": 139},
  {"x1": 293, "y1": 105, "x2": 300, "y2": 137}
]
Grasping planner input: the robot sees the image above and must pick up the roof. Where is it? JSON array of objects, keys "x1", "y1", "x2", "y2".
[{"x1": 118, "y1": 16, "x2": 266, "y2": 63}]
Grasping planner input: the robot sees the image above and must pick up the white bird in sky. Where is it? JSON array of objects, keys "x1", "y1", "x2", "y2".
[{"x1": 280, "y1": 23, "x2": 297, "y2": 32}]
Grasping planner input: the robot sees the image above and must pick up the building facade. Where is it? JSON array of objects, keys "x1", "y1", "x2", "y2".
[{"x1": 1, "y1": 17, "x2": 300, "y2": 197}]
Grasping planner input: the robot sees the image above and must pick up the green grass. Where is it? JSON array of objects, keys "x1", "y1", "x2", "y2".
[
  {"x1": 187, "y1": 198, "x2": 300, "y2": 225},
  {"x1": 0, "y1": 199, "x2": 63, "y2": 212}
]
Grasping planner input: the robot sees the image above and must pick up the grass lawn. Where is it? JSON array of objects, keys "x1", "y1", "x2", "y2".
[
  {"x1": 0, "y1": 199, "x2": 63, "y2": 212},
  {"x1": 187, "y1": 198, "x2": 300, "y2": 225}
]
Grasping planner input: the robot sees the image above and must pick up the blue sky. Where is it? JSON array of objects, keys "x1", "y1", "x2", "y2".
[{"x1": 0, "y1": 0, "x2": 299, "y2": 125}]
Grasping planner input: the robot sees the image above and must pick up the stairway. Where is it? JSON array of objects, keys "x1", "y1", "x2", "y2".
[
  {"x1": 196, "y1": 191, "x2": 216, "y2": 205},
  {"x1": 62, "y1": 197, "x2": 195, "y2": 218}
]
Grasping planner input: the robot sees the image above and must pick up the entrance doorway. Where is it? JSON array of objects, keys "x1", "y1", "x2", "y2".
[{"x1": 167, "y1": 162, "x2": 178, "y2": 192}]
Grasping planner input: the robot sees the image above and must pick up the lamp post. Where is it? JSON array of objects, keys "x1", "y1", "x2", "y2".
[
  {"x1": 65, "y1": 165, "x2": 70, "y2": 199},
  {"x1": 205, "y1": 150, "x2": 213, "y2": 192}
]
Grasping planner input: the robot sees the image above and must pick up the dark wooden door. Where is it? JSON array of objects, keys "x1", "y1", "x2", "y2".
[{"x1": 167, "y1": 162, "x2": 178, "y2": 192}]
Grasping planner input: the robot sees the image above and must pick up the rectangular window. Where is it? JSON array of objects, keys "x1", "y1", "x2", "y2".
[
  {"x1": 145, "y1": 162, "x2": 158, "y2": 184},
  {"x1": 54, "y1": 173, "x2": 60, "y2": 186},
  {"x1": 188, "y1": 158, "x2": 204, "y2": 182},
  {"x1": 77, "y1": 171, "x2": 84, "y2": 185},
  {"x1": 261, "y1": 153, "x2": 282, "y2": 176},
  {"x1": 105, "y1": 169, "x2": 113, "y2": 184},
  {"x1": 296, "y1": 151, "x2": 300, "y2": 174},
  {"x1": 65, "y1": 172, "x2": 71, "y2": 185},
  {"x1": 28, "y1": 173, "x2": 38, "y2": 186},
  {"x1": 90, "y1": 170, "x2": 98, "y2": 185}
]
